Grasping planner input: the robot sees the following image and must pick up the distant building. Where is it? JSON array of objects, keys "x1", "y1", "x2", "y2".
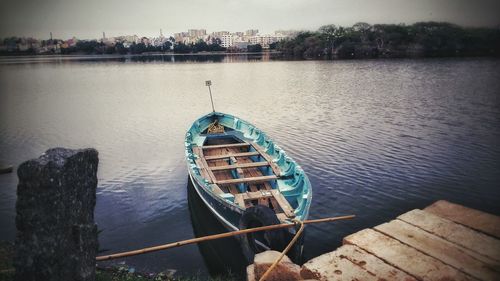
[
  {"x1": 220, "y1": 34, "x2": 234, "y2": 48},
  {"x1": 174, "y1": 32, "x2": 189, "y2": 43},
  {"x1": 66, "y1": 37, "x2": 78, "y2": 47},
  {"x1": 188, "y1": 29, "x2": 206, "y2": 38},
  {"x1": 245, "y1": 29, "x2": 259, "y2": 36},
  {"x1": 212, "y1": 31, "x2": 230, "y2": 38},
  {"x1": 245, "y1": 35, "x2": 281, "y2": 48},
  {"x1": 234, "y1": 41, "x2": 250, "y2": 50},
  {"x1": 275, "y1": 30, "x2": 298, "y2": 37}
]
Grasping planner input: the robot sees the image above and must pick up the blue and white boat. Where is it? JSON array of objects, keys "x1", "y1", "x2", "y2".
[{"x1": 185, "y1": 111, "x2": 312, "y2": 261}]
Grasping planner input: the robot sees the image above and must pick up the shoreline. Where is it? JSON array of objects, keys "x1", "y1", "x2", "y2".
[
  {"x1": 0, "y1": 52, "x2": 498, "y2": 64},
  {"x1": 0, "y1": 51, "x2": 281, "y2": 58}
]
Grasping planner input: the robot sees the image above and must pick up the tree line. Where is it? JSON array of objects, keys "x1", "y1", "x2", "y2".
[
  {"x1": 277, "y1": 22, "x2": 500, "y2": 59},
  {"x1": 0, "y1": 37, "x2": 264, "y2": 55}
]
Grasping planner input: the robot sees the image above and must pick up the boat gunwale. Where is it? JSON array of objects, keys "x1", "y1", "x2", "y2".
[{"x1": 185, "y1": 111, "x2": 313, "y2": 221}]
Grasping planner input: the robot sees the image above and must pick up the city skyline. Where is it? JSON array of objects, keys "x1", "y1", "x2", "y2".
[
  {"x1": 1, "y1": 0, "x2": 499, "y2": 39},
  {"x1": 0, "y1": 28, "x2": 291, "y2": 41}
]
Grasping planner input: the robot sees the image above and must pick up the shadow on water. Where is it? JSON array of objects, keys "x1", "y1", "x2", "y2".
[{"x1": 186, "y1": 178, "x2": 248, "y2": 279}]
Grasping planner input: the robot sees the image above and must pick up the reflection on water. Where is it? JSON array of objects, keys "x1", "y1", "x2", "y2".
[
  {"x1": 0, "y1": 57, "x2": 499, "y2": 276},
  {"x1": 187, "y1": 178, "x2": 247, "y2": 278},
  {"x1": 0, "y1": 52, "x2": 279, "y2": 65}
]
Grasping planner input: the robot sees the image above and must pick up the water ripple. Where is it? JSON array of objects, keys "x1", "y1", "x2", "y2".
[{"x1": 0, "y1": 58, "x2": 499, "y2": 273}]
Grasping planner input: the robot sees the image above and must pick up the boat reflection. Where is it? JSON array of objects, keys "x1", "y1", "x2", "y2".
[{"x1": 187, "y1": 178, "x2": 248, "y2": 278}]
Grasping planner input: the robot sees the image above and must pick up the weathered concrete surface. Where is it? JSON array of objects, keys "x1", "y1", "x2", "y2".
[
  {"x1": 375, "y1": 219, "x2": 500, "y2": 280},
  {"x1": 247, "y1": 202, "x2": 500, "y2": 281},
  {"x1": 344, "y1": 228, "x2": 474, "y2": 281},
  {"x1": 398, "y1": 209, "x2": 500, "y2": 263},
  {"x1": 305, "y1": 203, "x2": 500, "y2": 281},
  {"x1": 247, "y1": 264, "x2": 255, "y2": 281},
  {"x1": 425, "y1": 200, "x2": 500, "y2": 239},
  {"x1": 247, "y1": 250, "x2": 301, "y2": 281},
  {"x1": 15, "y1": 148, "x2": 99, "y2": 281},
  {"x1": 301, "y1": 244, "x2": 416, "y2": 281}
]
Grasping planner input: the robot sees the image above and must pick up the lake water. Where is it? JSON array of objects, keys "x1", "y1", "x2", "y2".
[{"x1": 1, "y1": 56, "x2": 499, "y2": 277}]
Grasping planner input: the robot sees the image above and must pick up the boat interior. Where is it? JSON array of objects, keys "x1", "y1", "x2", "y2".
[{"x1": 192, "y1": 133, "x2": 296, "y2": 221}]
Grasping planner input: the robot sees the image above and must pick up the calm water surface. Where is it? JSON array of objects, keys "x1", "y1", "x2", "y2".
[{"x1": 1, "y1": 56, "x2": 499, "y2": 277}]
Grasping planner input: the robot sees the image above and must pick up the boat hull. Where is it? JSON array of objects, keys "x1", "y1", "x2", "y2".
[
  {"x1": 185, "y1": 112, "x2": 311, "y2": 262},
  {"x1": 188, "y1": 169, "x2": 242, "y2": 231},
  {"x1": 188, "y1": 166, "x2": 305, "y2": 262}
]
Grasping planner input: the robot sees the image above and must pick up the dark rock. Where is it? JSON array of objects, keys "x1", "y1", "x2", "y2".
[{"x1": 14, "y1": 148, "x2": 99, "y2": 281}]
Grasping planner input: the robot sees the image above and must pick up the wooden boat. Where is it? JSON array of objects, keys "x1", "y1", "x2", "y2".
[{"x1": 185, "y1": 112, "x2": 312, "y2": 261}]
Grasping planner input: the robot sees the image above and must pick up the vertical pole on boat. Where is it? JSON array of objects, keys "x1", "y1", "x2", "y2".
[{"x1": 205, "y1": 80, "x2": 215, "y2": 113}]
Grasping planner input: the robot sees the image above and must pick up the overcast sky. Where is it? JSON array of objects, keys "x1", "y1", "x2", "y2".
[{"x1": 0, "y1": 0, "x2": 499, "y2": 39}]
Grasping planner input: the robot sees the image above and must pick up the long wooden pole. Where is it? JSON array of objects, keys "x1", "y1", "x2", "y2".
[{"x1": 96, "y1": 215, "x2": 355, "y2": 261}]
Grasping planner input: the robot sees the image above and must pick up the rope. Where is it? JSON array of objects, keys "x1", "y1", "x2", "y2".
[
  {"x1": 207, "y1": 120, "x2": 224, "y2": 134},
  {"x1": 258, "y1": 219, "x2": 305, "y2": 281}
]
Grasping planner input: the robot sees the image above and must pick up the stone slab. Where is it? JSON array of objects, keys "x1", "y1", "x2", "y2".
[
  {"x1": 376, "y1": 219, "x2": 499, "y2": 281},
  {"x1": 399, "y1": 209, "x2": 500, "y2": 263},
  {"x1": 301, "y1": 244, "x2": 416, "y2": 281},
  {"x1": 425, "y1": 200, "x2": 500, "y2": 239},
  {"x1": 343, "y1": 228, "x2": 475, "y2": 281}
]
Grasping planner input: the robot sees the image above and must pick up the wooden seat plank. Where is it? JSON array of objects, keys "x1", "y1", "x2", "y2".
[
  {"x1": 424, "y1": 200, "x2": 500, "y2": 239},
  {"x1": 209, "y1": 161, "x2": 270, "y2": 171},
  {"x1": 269, "y1": 198, "x2": 282, "y2": 213},
  {"x1": 234, "y1": 193, "x2": 245, "y2": 208},
  {"x1": 249, "y1": 143, "x2": 281, "y2": 176},
  {"x1": 276, "y1": 213, "x2": 288, "y2": 223},
  {"x1": 194, "y1": 158, "x2": 211, "y2": 181},
  {"x1": 202, "y1": 146, "x2": 240, "y2": 194},
  {"x1": 202, "y1": 143, "x2": 250, "y2": 149},
  {"x1": 227, "y1": 185, "x2": 239, "y2": 195},
  {"x1": 375, "y1": 219, "x2": 499, "y2": 281},
  {"x1": 343, "y1": 229, "x2": 473, "y2": 281},
  {"x1": 216, "y1": 175, "x2": 277, "y2": 185},
  {"x1": 192, "y1": 146, "x2": 218, "y2": 183},
  {"x1": 237, "y1": 157, "x2": 266, "y2": 193},
  {"x1": 210, "y1": 184, "x2": 224, "y2": 194},
  {"x1": 236, "y1": 154, "x2": 292, "y2": 216},
  {"x1": 270, "y1": 190, "x2": 295, "y2": 218},
  {"x1": 399, "y1": 209, "x2": 500, "y2": 263},
  {"x1": 205, "y1": 151, "x2": 260, "y2": 161}
]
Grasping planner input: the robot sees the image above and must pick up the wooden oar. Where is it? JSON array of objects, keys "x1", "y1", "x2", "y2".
[{"x1": 96, "y1": 215, "x2": 355, "y2": 261}]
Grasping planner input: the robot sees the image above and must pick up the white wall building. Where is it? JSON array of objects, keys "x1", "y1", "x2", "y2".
[{"x1": 220, "y1": 34, "x2": 234, "y2": 48}]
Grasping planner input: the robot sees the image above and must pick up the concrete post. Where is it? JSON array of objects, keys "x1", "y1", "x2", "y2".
[{"x1": 14, "y1": 148, "x2": 99, "y2": 281}]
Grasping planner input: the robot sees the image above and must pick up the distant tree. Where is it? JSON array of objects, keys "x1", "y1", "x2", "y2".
[
  {"x1": 115, "y1": 42, "x2": 128, "y2": 54},
  {"x1": 213, "y1": 38, "x2": 222, "y2": 45},
  {"x1": 76, "y1": 40, "x2": 100, "y2": 54},
  {"x1": 130, "y1": 42, "x2": 147, "y2": 54},
  {"x1": 304, "y1": 35, "x2": 327, "y2": 57},
  {"x1": 173, "y1": 42, "x2": 191, "y2": 53},
  {"x1": 247, "y1": 44, "x2": 262, "y2": 52},
  {"x1": 207, "y1": 42, "x2": 225, "y2": 52},
  {"x1": 105, "y1": 45, "x2": 115, "y2": 54},
  {"x1": 162, "y1": 41, "x2": 172, "y2": 51},
  {"x1": 319, "y1": 24, "x2": 350, "y2": 55},
  {"x1": 193, "y1": 40, "x2": 208, "y2": 53}
]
